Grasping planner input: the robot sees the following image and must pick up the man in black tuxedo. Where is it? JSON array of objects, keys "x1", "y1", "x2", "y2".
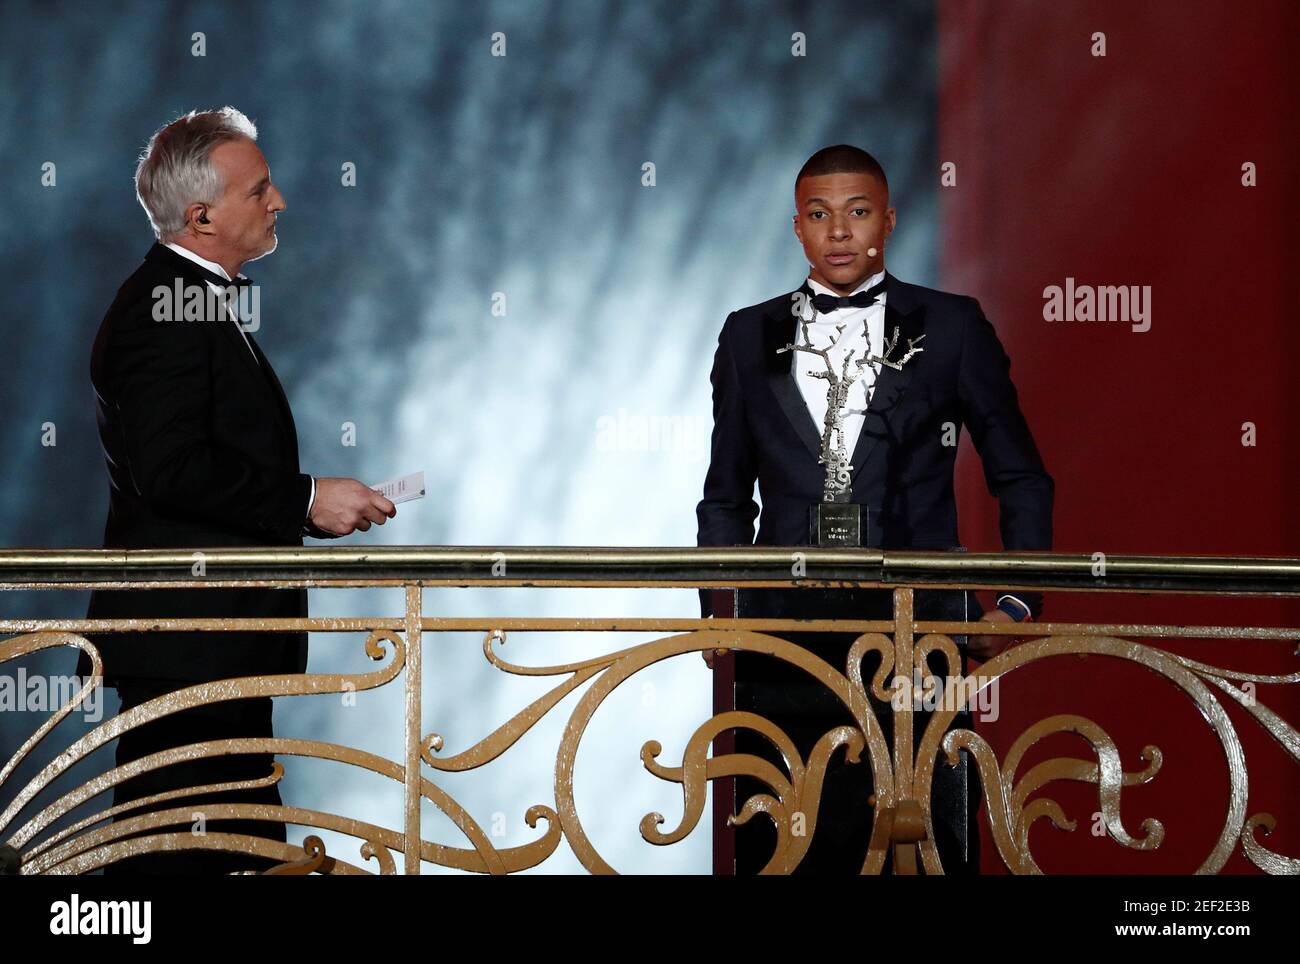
[
  {"x1": 696, "y1": 145, "x2": 1053, "y2": 873},
  {"x1": 79, "y1": 107, "x2": 397, "y2": 874}
]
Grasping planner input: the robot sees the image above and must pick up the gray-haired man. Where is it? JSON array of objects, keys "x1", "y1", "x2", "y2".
[{"x1": 81, "y1": 107, "x2": 394, "y2": 874}]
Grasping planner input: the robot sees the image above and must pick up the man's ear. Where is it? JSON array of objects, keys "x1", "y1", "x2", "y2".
[
  {"x1": 186, "y1": 202, "x2": 215, "y2": 236},
  {"x1": 884, "y1": 206, "x2": 897, "y2": 241},
  {"x1": 792, "y1": 212, "x2": 803, "y2": 245}
]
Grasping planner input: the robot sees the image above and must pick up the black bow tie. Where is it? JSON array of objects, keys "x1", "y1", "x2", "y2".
[
  {"x1": 202, "y1": 271, "x2": 252, "y2": 288},
  {"x1": 174, "y1": 253, "x2": 252, "y2": 288},
  {"x1": 809, "y1": 278, "x2": 886, "y2": 314},
  {"x1": 190, "y1": 267, "x2": 252, "y2": 290}
]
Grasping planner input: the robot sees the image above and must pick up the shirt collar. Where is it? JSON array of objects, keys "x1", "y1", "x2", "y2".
[
  {"x1": 806, "y1": 268, "x2": 885, "y2": 302},
  {"x1": 164, "y1": 241, "x2": 247, "y2": 283}
]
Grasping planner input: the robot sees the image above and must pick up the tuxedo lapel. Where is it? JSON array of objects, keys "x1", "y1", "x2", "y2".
[
  {"x1": 211, "y1": 296, "x2": 267, "y2": 377},
  {"x1": 144, "y1": 244, "x2": 299, "y2": 461},
  {"x1": 198, "y1": 274, "x2": 299, "y2": 458},
  {"x1": 243, "y1": 331, "x2": 300, "y2": 466},
  {"x1": 762, "y1": 290, "x2": 823, "y2": 461},
  {"x1": 850, "y1": 272, "x2": 926, "y2": 484}
]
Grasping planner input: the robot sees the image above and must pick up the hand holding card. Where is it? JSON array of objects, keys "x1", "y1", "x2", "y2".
[
  {"x1": 370, "y1": 470, "x2": 426, "y2": 505},
  {"x1": 309, "y1": 477, "x2": 398, "y2": 536}
]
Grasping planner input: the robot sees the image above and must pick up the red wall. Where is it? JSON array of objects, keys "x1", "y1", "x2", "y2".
[{"x1": 940, "y1": 0, "x2": 1299, "y2": 872}]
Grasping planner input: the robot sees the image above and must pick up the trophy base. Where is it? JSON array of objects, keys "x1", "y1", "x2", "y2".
[{"x1": 810, "y1": 502, "x2": 864, "y2": 547}]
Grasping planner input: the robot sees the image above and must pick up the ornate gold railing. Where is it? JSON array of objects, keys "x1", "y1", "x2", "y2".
[{"x1": 1, "y1": 547, "x2": 1297, "y2": 874}]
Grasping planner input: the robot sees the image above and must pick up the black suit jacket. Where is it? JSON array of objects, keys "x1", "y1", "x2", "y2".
[
  {"x1": 696, "y1": 271, "x2": 1053, "y2": 617},
  {"x1": 79, "y1": 243, "x2": 312, "y2": 687}
]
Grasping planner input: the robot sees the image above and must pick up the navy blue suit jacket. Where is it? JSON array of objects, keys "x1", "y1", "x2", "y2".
[{"x1": 696, "y1": 271, "x2": 1053, "y2": 617}]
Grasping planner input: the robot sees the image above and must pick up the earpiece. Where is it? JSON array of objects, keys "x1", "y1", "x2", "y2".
[{"x1": 197, "y1": 213, "x2": 210, "y2": 224}]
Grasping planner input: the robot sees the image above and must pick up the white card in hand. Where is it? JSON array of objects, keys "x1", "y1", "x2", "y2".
[{"x1": 371, "y1": 470, "x2": 426, "y2": 504}]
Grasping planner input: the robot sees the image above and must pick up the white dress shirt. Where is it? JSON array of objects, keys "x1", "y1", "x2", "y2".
[
  {"x1": 163, "y1": 241, "x2": 315, "y2": 521},
  {"x1": 794, "y1": 269, "x2": 887, "y2": 459}
]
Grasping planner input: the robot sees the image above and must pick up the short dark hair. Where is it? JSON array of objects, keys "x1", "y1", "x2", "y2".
[{"x1": 795, "y1": 145, "x2": 888, "y2": 194}]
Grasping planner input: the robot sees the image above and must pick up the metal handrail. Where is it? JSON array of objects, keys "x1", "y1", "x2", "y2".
[{"x1": 0, "y1": 546, "x2": 1297, "y2": 593}]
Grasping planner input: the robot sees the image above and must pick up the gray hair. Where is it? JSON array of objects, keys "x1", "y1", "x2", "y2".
[{"x1": 135, "y1": 107, "x2": 258, "y2": 241}]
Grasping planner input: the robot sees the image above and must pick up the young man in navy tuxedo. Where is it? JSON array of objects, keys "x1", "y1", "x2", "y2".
[{"x1": 696, "y1": 145, "x2": 1054, "y2": 874}]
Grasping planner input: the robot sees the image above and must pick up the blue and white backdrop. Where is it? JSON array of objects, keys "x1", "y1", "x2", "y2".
[{"x1": 0, "y1": 0, "x2": 938, "y2": 872}]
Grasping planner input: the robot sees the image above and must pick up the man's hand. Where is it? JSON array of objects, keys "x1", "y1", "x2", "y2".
[
  {"x1": 967, "y1": 607, "x2": 1021, "y2": 661},
  {"x1": 308, "y1": 477, "x2": 397, "y2": 536},
  {"x1": 701, "y1": 646, "x2": 730, "y2": 669}
]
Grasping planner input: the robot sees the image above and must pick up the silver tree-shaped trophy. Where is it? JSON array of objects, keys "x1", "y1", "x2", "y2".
[{"x1": 779, "y1": 295, "x2": 925, "y2": 546}]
